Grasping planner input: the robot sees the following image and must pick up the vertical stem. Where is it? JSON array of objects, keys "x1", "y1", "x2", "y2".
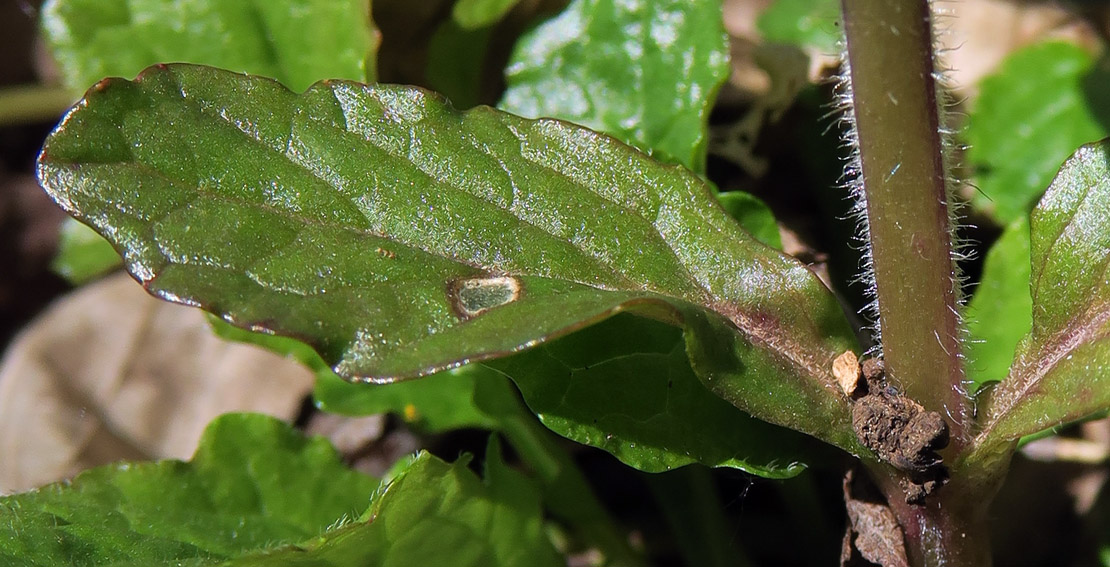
[
  {"x1": 872, "y1": 471, "x2": 995, "y2": 567},
  {"x1": 840, "y1": 0, "x2": 970, "y2": 442}
]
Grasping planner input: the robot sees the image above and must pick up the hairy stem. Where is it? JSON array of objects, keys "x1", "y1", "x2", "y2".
[
  {"x1": 840, "y1": 0, "x2": 970, "y2": 442},
  {"x1": 873, "y1": 471, "x2": 994, "y2": 567}
]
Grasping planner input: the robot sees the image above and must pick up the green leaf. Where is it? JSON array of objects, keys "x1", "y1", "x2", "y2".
[
  {"x1": 51, "y1": 217, "x2": 122, "y2": 283},
  {"x1": 715, "y1": 190, "x2": 782, "y2": 249},
  {"x1": 426, "y1": 20, "x2": 493, "y2": 110},
  {"x1": 43, "y1": 0, "x2": 380, "y2": 286},
  {"x1": 964, "y1": 217, "x2": 1032, "y2": 392},
  {"x1": 757, "y1": 0, "x2": 841, "y2": 53},
  {"x1": 452, "y1": 0, "x2": 521, "y2": 29},
  {"x1": 487, "y1": 313, "x2": 814, "y2": 476},
  {"x1": 498, "y1": 0, "x2": 730, "y2": 173},
  {"x1": 976, "y1": 140, "x2": 1110, "y2": 450},
  {"x1": 318, "y1": 364, "x2": 501, "y2": 431},
  {"x1": 38, "y1": 64, "x2": 861, "y2": 454},
  {"x1": 42, "y1": 0, "x2": 378, "y2": 93},
  {"x1": 228, "y1": 442, "x2": 562, "y2": 567},
  {"x1": 967, "y1": 41, "x2": 1110, "y2": 225},
  {"x1": 0, "y1": 413, "x2": 379, "y2": 566}
]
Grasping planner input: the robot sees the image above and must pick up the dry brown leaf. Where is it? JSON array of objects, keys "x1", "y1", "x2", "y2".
[
  {"x1": 0, "y1": 273, "x2": 315, "y2": 494},
  {"x1": 842, "y1": 470, "x2": 910, "y2": 567}
]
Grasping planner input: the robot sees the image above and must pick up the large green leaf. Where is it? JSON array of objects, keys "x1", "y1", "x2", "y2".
[
  {"x1": 498, "y1": 0, "x2": 729, "y2": 173},
  {"x1": 0, "y1": 413, "x2": 378, "y2": 566},
  {"x1": 966, "y1": 42, "x2": 1110, "y2": 225},
  {"x1": 963, "y1": 217, "x2": 1032, "y2": 392},
  {"x1": 42, "y1": 0, "x2": 377, "y2": 94},
  {"x1": 975, "y1": 140, "x2": 1110, "y2": 451},
  {"x1": 38, "y1": 64, "x2": 861, "y2": 454},
  {"x1": 228, "y1": 441, "x2": 562, "y2": 567}
]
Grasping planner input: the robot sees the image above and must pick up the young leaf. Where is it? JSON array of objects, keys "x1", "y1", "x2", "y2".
[
  {"x1": 757, "y1": 0, "x2": 841, "y2": 54},
  {"x1": 967, "y1": 41, "x2": 1110, "y2": 225},
  {"x1": 715, "y1": 190, "x2": 783, "y2": 249},
  {"x1": 963, "y1": 217, "x2": 1032, "y2": 392},
  {"x1": 0, "y1": 413, "x2": 378, "y2": 566},
  {"x1": 229, "y1": 441, "x2": 563, "y2": 567},
  {"x1": 42, "y1": 0, "x2": 378, "y2": 93},
  {"x1": 38, "y1": 64, "x2": 861, "y2": 453},
  {"x1": 498, "y1": 0, "x2": 729, "y2": 173},
  {"x1": 976, "y1": 140, "x2": 1110, "y2": 450}
]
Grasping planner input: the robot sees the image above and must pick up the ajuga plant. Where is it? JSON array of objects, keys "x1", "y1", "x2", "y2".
[{"x1": 5, "y1": 0, "x2": 1110, "y2": 565}]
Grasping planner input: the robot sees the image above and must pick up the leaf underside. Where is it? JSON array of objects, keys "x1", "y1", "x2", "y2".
[
  {"x1": 38, "y1": 64, "x2": 861, "y2": 453},
  {"x1": 977, "y1": 139, "x2": 1110, "y2": 448}
]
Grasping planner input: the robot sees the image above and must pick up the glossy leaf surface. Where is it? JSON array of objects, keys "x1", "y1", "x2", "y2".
[
  {"x1": 0, "y1": 413, "x2": 378, "y2": 566},
  {"x1": 967, "y1": 42, "x2": 1110, "y2": 224},
  {"x1": 42, "y1": 0, "x2": 377, "y2": 93},
  {"x1": 43, "y1": 0, "x2": 380, "y2": 285},
  {"x1": 38, "y1": 64, "x2": 860, "y2": 453},
  {"x1": 499, "y1": 0, "x2": 729, "y2": 172},
  {"x1": 963, "y1": 217, "x2": 1032, "y2": 392},
  {"x1": 977, "y1": 140, "x2": 1110, "y2": 448}
]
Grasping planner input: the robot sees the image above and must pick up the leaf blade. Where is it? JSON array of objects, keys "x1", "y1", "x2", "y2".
[
  {"x1": 39, "y1": 64, "x2": 861, "y2": 453},
  {"x1": 966, "y1": 41, "x2": 1110, "y2": 225},
  {"x1": 498, "y1": 0, "x2": 730, "y2": 172},
  {"x1": 976, "y1": 140, "x2": 1110, "y2": 448},
  {"x1": 43, "y1": 0, "x2": 377, "y2": 93},
  {"x1": 0, "y1": 413, "x2": 378, "y2": 566}
]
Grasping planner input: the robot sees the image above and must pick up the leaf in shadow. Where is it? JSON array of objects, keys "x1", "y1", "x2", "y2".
[{"x1": 964, "y1": 217, "x2": 1032, "y2": 392}]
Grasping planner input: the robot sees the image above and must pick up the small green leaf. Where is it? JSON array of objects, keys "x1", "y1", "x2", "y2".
[
  {"x1": 39, "y1": 65, "x2": 860, "y2": 454},
  {"x1": 967, "y1": 41, "x2": 1110, "y2": 225},
  {"x1": 716, "y1": 190, "x2": 782, "y2": 249},
  {"x1": 976, "y1": 140, "x2": 1110, "y2": 449},
  {"x1": 51, "y1": 217, "x2": 122, "y2": 283},
  {"x1": 964, "y1": 217, "x2": 1032, "y2": 392},
  {"x1": 452, "y1": 0, "x2": 521, "y2": 29},
  {"x1": 42, "y1": 0, "x2": 377, "y2": 93},
  {"x1": 0, "y1": 413, "x2": 378, "y2": 566},
  {"x1": 757, "y1": 0, "x2": 841, "y2": 53},
  {"x1": 228, "y1": 442, "x2": 562, "y2": 567},
  {"x1": 498, "y1": 0, "x2": 730, "y2": 172}
]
